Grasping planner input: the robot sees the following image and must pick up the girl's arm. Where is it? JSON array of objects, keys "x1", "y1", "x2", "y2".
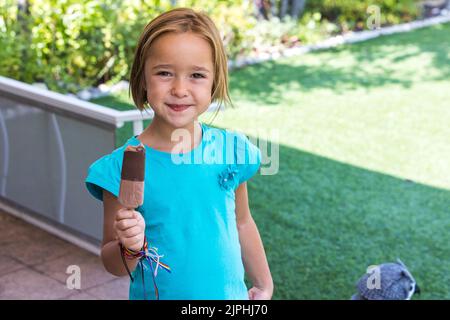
[
  {"x1": 235, "y1": 182, "x2": 274, "y2": 299},
  {"x1": 101, "y1": 190, "x2": 140, "y2": 276}
]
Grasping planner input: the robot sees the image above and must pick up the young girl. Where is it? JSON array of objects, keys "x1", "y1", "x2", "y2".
[{"x1": 85, "y1": 7, "x2": 273, "y2": 300}]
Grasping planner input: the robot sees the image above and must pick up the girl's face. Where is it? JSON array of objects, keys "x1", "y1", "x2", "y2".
[{"x1": 144, "y1": 32, "x2": 214, "y2": 129}]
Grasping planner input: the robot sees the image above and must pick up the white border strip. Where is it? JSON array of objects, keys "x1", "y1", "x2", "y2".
[{"x1": 0, "y1": 200, "x2": 101, "y2": 256}]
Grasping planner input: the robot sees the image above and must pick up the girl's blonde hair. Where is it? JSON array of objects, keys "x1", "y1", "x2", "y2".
[{"x1": 129, "y1": 7, "x2": 233, "y2": 118}]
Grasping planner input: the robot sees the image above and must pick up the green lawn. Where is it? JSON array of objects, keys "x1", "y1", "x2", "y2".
[{"x1": 91, "y1": 23, "x2": 450, "y2": 299}]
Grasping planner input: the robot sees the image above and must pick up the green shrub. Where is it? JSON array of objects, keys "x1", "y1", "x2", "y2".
[
  {"x1": 0, "y1": 0, "x2": 171, "y2": 92},
  {"x1": 0, "y1": 1, "x2": 31, "y2": 81},
  {"x1": 0, "y1": 0, "x2": 422, "y2": 93},
  {"x1": 0, "y1": 0, "x2": 255, "y2": 92},
  {"x1": 305, "y1": 0, "x2": 420, "y2": 32}
]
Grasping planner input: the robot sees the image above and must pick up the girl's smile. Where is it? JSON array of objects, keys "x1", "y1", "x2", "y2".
[{"x1": 166, "y1": 103, "x2": 193, "y2": 112}]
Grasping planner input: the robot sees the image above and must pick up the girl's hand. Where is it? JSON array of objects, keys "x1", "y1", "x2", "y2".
[
  {"x1": 114, "y1": 208, "x2": 146, "y2": 251},
  {"x1": 248, "y1": 286, "x2": 273, "y2": 300}
]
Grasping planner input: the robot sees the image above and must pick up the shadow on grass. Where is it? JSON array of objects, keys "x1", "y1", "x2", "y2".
[
  {"x1": 230, "y1": 23, "x2": 450, "y2": 105},
  {"x1": 253, "y1": 139, "x2": 450, "y2": 299},
  {"x1": 347, "y1": 23, "x2": 450, "y2": 81},
  {"x1": 249, "y1": 141, "x2": 449, "y2": 299}
]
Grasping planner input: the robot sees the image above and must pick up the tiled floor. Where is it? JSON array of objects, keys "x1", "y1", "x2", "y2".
[{"x1": 0, "y1": 209, "x2": 129, "y2": 300}]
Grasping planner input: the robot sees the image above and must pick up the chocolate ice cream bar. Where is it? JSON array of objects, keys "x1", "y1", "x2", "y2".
[{"x1": 119, "y1": 144, "x2": 145, "y2": 208}]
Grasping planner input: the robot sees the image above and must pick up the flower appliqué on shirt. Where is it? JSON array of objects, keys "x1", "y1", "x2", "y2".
[{"x1": 218, "y1": 165, "x2": 239, "y2": 191}]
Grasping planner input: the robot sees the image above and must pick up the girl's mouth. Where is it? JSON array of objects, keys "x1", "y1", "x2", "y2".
[{"x1": 166, "y1": 104, "x2": 191, "y2": 112}]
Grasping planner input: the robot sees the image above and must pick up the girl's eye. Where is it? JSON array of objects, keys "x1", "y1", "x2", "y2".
[
  {"x1": 157, "y1": 71, "x2": 171, "y2": 77},
  {"x1": 192, "y1": 73, "x2": 205, "y2": 79}
]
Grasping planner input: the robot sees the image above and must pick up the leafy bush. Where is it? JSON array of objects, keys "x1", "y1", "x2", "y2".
[
  {"x1": 0, "y1": 0, "x2": 255, "y2": 92},
  {"x1": 0, "y1": 0, "x2": 172, "y2": 92},
  {"x1": 0, "y1": 2, "x2": 30, "y2": 81},
  {"x1": 305, "y1": 0, "x2": 420, "y2": 32},
  {"x1": 0, "y1": 0, "x2": 422, "y2": 93}
]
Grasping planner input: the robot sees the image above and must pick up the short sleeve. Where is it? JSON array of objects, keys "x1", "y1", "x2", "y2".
[
  {"x1": 236, "y1": 134, "x2": 261, "y2": 185},
  {"x1": 85, "y1": 153, "x2": 121, "y2": 202}
]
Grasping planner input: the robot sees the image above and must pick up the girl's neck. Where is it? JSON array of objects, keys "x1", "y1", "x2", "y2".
[{"x1": 139, "y1": 116, "x2": 202, "y2": 153}]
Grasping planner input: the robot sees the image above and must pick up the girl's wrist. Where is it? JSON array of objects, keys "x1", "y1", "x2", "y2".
[
  {"x1": 255, "y1": 279, "x2": 274, "y2": 293},
  {"x1": 120, "y1": 237, "x2": 147, "y2": 260},
  {"x1": 126, "y1": 241, "x2": 144, "y2": 252}
]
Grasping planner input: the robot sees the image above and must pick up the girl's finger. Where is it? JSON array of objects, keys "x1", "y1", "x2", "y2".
[
  {"x1": 127, "y1": 235, "x2": 144, "y2": 248},
  {"x1": 116, "y1": 218, "x2": 138, "y2": 230},
  {"x1": 122, "y1": 225, "x2": 143, "y2": 238},
  {"x1": 116, "y1": 208, "x2": 134, "y2": 220},
  {"x1": 121, "y1": 234, "x2": 143, "y2": 248}
]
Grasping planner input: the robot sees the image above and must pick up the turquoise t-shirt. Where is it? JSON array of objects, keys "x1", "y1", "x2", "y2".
[{"x1": 85, "y1": 122, "x2": 261, "y2": 300}]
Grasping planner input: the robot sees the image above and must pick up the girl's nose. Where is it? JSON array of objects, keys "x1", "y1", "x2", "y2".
[{"x1": 171, "y1": 78, "x2": 188, "y2": 97}]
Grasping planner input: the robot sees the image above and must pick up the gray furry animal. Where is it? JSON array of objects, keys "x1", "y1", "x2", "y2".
[{"x1": 351, "y1": 259, "x2": 421, "y2": 300}]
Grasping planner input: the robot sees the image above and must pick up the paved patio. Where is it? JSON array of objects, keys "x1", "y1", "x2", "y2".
[{"x1": 0, "y1": 209, "x2": 129, "y2": 300}]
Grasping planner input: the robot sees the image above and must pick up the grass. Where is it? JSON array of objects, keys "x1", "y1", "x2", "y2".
[{"x1": 90, "y1": 23, "x2": 450, "y2": 299}]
